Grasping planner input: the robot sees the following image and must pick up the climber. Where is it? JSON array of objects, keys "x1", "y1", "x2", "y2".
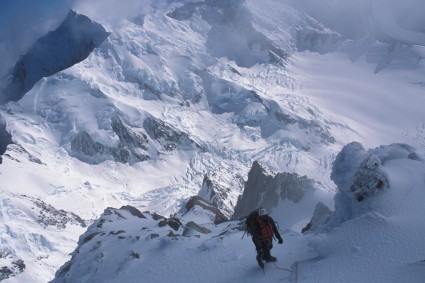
[{"x1": 245, "y1": 208, "x2": 283, "y2": 268}]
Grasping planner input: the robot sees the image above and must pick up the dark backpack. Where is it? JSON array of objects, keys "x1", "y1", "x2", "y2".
[{"x1": 244, "y1": 209, "x2": 260, "y2": 237}]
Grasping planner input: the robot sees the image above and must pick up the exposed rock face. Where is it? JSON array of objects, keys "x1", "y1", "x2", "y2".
[
  {"x1": 301, "y1": 202, "x2": 332, "y2": 234},
  {"x1": 70, "y1": 118, "x2": 150, "y2": 164},
  {"x1": 2, "y1": 10, "x2": 110, "y2": 103},
  {"x1": 0, "y1": 257, "x2": 25, "y2": 281},
  {"x1": 185, "y1": 196, "x2": 229, "y2": 224},
  {"x1": 183, "y1": 221, "x2": 212, "y2": 236},
  {"x1": 199, "y1": 172, "x2": 244, "y2": 218},
  {"x1": 70, "y1": 131, "x2": 107, "y2": 161},
  {"x1": 70, "y1": 114, "x2": 198, "y2": 164},
  {"x1": 0, "y1": 119, "x2": 13, "y2": 157},
  {"x1": 200, "y1": 174, "x2": 231, "y2": 214},
  {"x1": 158, "y1": 217, "x2": 182, "y2": 231},
  {"x1": 0, "y1": 193, "x2": 86, "y2": 282},
  {"x1": 33, "y1": 198, "x2": 86, "y2": 229},
  {"x1": 7, "y1": 194, "x2": 87, "y2": 230},
  {"x1": 233, "y1": 161, "x2": 315, "y2": 219},
  {"x1": 111, "y1": 116, "x2": 151, "y2": 162},
  {"x1": 143, "y1": 116, "x2": 196, "y2": 151}
]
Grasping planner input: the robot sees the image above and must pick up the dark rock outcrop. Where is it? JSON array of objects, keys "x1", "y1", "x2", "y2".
[
  {"x1": 0, "y1": 119, "x2": 12, "y2": 156},
  {"x1": 0, "y1": 258, "x2": 25, "y2": 281},
  {"x1": 34, "y1": 198, "x2": 86, "y2": 229},
  {"x1": 200, "y1": 173, "x2": 243, "y2": 217},
  {"x1": 233, "y1": 161, "x2": 315, "y2": 219},
  {"x1": 182, "y1": 221, "x2": 212, "y2": 236},
  {"x1": 70, "y1": 116, "x2": 150, "y2": 164},
  {"x1": 158, "y1": 217, "x2": 182, "y2": 231},
  {"x1": 119, "y1": 205, "x2": 146, "y2": 219},
  {"x1": 70, "y1": 131, "x2": 107, "y2": 160},
  {"x1": 70, "y1": 113, "x2": 199, "y2": 164},
  {"x1": 185, "y1": 196, "x2": 229, "y2": 224},
  {"x1": 143, "y1": 116, "x2": 196, "y2": 151},
  {"x1": 301, "y1": 202, "x2": 332, "y2": 234}
]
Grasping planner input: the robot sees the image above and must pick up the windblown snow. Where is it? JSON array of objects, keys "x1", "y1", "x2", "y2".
[{"x1": 0, "y1": 0, "x2": 424, "y2": 282}]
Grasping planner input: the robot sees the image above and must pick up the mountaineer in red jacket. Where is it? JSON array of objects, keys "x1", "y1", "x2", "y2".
[{"x1": 245, "y1": 208, "x2": 283, "y2": 268}]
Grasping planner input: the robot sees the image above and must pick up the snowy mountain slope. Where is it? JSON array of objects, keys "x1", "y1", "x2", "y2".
[
  {"x1": 0, "y1": 192, "x2": 87, "y2": 282},
  {"x1": 0, "y1": 3, "x2": 347, "y2": 281},
  {"x1": 0, "y1": 0, "x2": 425, "y2": 282},
  {"x1": 51, "y1": 143, "x2": 425, "y2": 283},
  {"x1": 288, "y1": 50, "x2": 425, "y2": 150}
]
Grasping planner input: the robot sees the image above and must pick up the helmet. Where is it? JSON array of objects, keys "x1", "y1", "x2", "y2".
[{"x1": 258, "y1": 208, "x2": 268, "y2": 216}]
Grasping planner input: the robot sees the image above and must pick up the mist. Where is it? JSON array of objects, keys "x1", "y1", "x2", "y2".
[
  {"x1": 72, "y1": 0, "x2": 163, "y2": 26},
  {"x1": 1, "y1": 0, "x2": 425, "y2": 83},
  {"x1": 0, "y1": 0, "x2": 75, "y2": 80},
  {"x1": 284, "y1": 0, "x2": 425, "y2": 43},
  {"x1": 0, "y1": 0, "x2": 160, "y2": 82}
]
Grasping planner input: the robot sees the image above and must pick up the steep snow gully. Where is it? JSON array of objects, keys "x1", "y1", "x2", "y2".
[{"x1": 1, "y1": 0, "x2": 425, "y2": 282}]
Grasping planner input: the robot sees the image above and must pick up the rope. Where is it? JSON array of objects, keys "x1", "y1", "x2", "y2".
[
  {"x1": 295, "y1": 261, "x2": 298, "y2": 283},
  {"x1": 272, "y1": 262, "x2": 292, "y2": 272},
  {"x1": 272, "y1": 261, "x2": 299, "y2": 283},
  {"x1": 241, "y1": 230, "x2": 246, "y2": 239}
]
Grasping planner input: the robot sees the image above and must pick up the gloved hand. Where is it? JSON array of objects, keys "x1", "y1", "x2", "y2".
[{"x1": 278, "y1": 238, "x2": 283, "y2": 244}]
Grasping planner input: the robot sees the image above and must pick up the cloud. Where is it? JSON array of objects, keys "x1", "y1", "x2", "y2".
[
  {"x1": 284, "y1": 0, "x2": 425, "y2": 41},
  {"x1": 0, "y1": 0, "x2": 75, "y2": 79},
  {"x1": 0, "y1": 0, "x2": 169, "y2": 80},
  {"x1": 72, "y1": 0, "x2": 164, "y2": 26}
]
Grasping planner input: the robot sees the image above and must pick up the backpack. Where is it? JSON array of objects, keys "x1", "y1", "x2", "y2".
[
  {"x1": 257, "y1": 215, "x2": 274, "y2": 241},
  {"x1": 244, "y1": 209, "x2": 260, "y2": 237}
]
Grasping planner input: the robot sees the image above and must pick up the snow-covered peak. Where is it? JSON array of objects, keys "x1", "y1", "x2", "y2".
[{"x1": 1, "y1": 10, "x2": 109, "y2": 104}]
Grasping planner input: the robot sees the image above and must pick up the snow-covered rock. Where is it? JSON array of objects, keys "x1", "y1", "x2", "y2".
[
  {"x1": 301, "y1": 201, "x2": 332, "y2": 234},
  {"x1": 0, "y1": 118, "x2": 12, "y2": 156},
  {"x1": 317, "y1": 142, "x2": 425, "y2": 231},
  {"x1": 69, "y1": 113, "x2": 199, "y2": 164},
  {"x1": 0, "y1": 193, "x2": 87, "y2": 282},
  {"x1": 51, "y1": 205, "x2": 233, "y2": 283},
  {"x1": 182, "y1": 195, "x2": 228, "y2": 224},
  {"x1": 198, "y1": 170, "x2": 244, "y2": 218}
]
